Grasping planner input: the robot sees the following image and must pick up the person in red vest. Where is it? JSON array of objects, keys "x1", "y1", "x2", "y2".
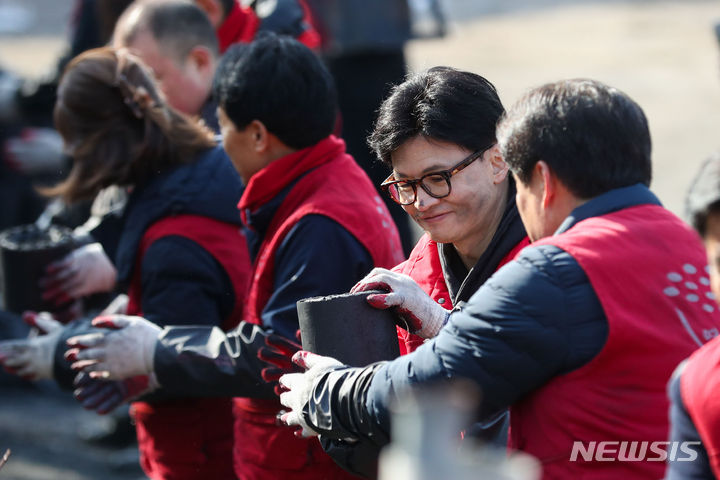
[
  {"x1": 276, "y1": 78, "x2": 720, "y2": 479},
  {"x1": 194, "y1": 0, "x2": 319, "y2": 53},
  {"x1": 316, "y1": 66, "x2": 529, "y2": 477},
  {"x1": 665, "y1": 153, "x2": 720, "y2": 479},
  {"x1": 1, "y1": 46, "x2": 255, "y2": 480},
  {"x1": 65, "y1": 34, "x2": 403, "y2": 480}
]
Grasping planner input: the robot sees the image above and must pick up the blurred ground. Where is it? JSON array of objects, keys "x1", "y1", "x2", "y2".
[
  {"x1": 1, "y1": 0, "x2": 719, "y2": 478},
  {"x1": 0, "y1": 383, "x2": 143, "y2": 480}
]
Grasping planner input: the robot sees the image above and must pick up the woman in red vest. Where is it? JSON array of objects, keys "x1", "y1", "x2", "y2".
[{"x1": 50, "y1": 47, "x2": 249, "y2": 479}]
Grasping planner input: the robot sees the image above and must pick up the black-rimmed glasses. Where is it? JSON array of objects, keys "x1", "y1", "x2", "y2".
[{"x1": 381, "y1": 145, "x2": 494, "y2": 205}]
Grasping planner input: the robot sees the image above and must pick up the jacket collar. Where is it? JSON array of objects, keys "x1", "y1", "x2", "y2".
[
  {"x1": 238, "y1": 135, "x2": 346, "y2": 226},
  {"x1": 556, "y1": 183, "x2": 661, "y2": 235}
]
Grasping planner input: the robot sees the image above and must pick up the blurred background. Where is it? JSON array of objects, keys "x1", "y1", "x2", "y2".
[{"x1": 0, "y1": 0, "x2": 719, "y2": 478}]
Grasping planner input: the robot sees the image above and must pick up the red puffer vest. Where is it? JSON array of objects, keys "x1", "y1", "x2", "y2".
[
  {"x1": 510, "y1": 204, "x2": 720, "y2": 479},
  {"x1": 127, "y1": 214, "x2": 251, "y2": 480},
  {"x1": 233, "y1": 136, "x2": 403, "y2": 480},
  {"x1": 393, "y1": 233, "x2": 529, "y2": 355},
  {"x1": 681, "y1": 334, "x2": 720, "y2": 477}
]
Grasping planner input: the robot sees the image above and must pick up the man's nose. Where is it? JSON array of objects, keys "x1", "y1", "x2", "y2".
[{"x1": 413, "y1": 186, "x2": 438, "y2": 211}]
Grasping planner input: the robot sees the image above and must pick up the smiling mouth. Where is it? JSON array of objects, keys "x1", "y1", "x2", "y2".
[{"x1": 417, "y1": 212, "x2": 451, "y2": 223}]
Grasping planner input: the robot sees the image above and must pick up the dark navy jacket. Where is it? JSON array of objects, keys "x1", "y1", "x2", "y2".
[
  {"x1": 305, "y1": 184, "x2": 662, "y2": 444},
  {"x1": 114, "y1": 145, "x2": 243, "y2": 327}
]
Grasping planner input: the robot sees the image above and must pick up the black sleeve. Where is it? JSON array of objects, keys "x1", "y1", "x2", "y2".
[
  {"x1": 153, "y1": 321, "x2": 275, "y2": 398},
  {"x1": 139, "y1": 236, "x2": 234, "y2": 327},
  {"x1": 304, "y1": 245, "x2": 609, "y2": 443},
  {"x1": 142, "y1": 236, "x2": 271, "y2": 398},
  {"x1": 665, "y1": 362, "x2": 713, "y2": 479},
  {"x1": 153, "y1": 216, "x2": 374, "y2": 398}
]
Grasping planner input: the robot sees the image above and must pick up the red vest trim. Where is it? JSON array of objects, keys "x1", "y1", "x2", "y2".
[
  {"x1": 240, "y1": 136, "x2": 403, "y2": 327},
  {"x1": 510, "y1": 204, "x2": 720, "y2": 479},
  {"x1": 681, "y1": 334, "x2": 720, "y2": 477},
  {"x1": 394, "y1": 233, "x2": 530, "y2": 355},
  {"x1": 126, "y1": 214, "x2": 250, "y2": 331},
  {"x1": 233, "y1": 136, "x2": 402, "y2": 479},
  {"x1": 126, "y1": 214, "x2": 251, "y2": 480}
]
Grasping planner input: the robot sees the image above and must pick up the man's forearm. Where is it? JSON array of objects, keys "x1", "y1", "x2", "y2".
[{"x1": 307, "y1": 363, "x2": 390, "y2": 443}]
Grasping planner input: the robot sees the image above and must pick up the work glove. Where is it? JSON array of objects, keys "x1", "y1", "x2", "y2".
[
  {"x1": 40, "y1": 243, "x2": 117, "y2": 306},
  {"x1": 351, "y1": 268, "x2": 449, "y2": 338},
  {"x1": 278, "y1": 350, "x2": 344, "y2": 437},
  {"x1": 257, "y1": 331, "x2": 302, "y2": 396},
  {"x1": 73, "y1": 372, "x2": 158, "y2": 414},
  {"x1": 4, "y1": 128, "x2": 65, "y2": 175},
  {"x1": 66, "y1": 315, "x2": 161, "y2": 380},
  {"x1": 0, "y1": 311, "x2": 63, "y2": 380}
]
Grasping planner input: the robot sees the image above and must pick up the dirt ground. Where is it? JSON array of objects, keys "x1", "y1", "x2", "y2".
[{"x1": 1, "y1": 0, "x2": 719, "y2": 478}]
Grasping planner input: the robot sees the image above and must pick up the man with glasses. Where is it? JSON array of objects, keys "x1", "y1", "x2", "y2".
[{"x1": 308, "y1": 67, "x2": 529, "y2": 477}]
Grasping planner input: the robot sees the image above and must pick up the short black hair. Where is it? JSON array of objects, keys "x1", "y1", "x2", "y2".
[
  {"x1": 686, "y1": 152, "x2": 720, "y2": 237},
  {"x1": 119, "y1": 1, "x2": 219, "y2": 60},
  {"x1": 368, "y1": 66, "x2": 504, "y2": 166},
  {"x1": 213, "y1": 33, "x2": 337, "y2": 149},
  {"x1": 497, "y1": 79, "x2": 652, "y2": 199}
]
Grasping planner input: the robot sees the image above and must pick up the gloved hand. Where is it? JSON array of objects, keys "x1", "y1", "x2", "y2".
[
  {"x1": 351, "y1": 268, "x2": 449, "y2": 338},
  {"x1": 65, "y1": 315, "x2": 161, "y2": 380},
  {"x1": 40, "y1": 243, "x2": 117, "y2": 306},
  {"x1": 73, "y1": 372, "x2": 159, "y2": 414},
  {"x1": 258, "y1": 331, "x2": 302, "y2": 396},
  {"x1": 4, "y1": 128, "x2": 65, "y2": 175},
  {"x1": 278, "y1": 351, "x2": 344, "y2": 437},
  {"x1": 0, "y1": 311, "x2": 63, "y2": 380}
]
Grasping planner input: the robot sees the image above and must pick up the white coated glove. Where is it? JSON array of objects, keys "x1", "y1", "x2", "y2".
[
  {"x1": 0, "y1": 312, "x2": 63, "y2": 380},
  {"x1": 40, "y1": 243, "x2": 117, "y2": 306},
  {"x1": 278, "y1": 351, "x2": 344, "y2": 437},
  {"x1": 351, "y1": 268, "x2": 450, "y2": 338},
  {"x1": 4, "y1": 128, "x2": 65, "y2": 175},
  {"x1": 65, "y1": 315, "x2": 161, "y2": 380}
]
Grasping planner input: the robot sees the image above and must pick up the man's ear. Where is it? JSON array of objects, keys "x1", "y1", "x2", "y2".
[
  {"x1": 187, "y1": 46, "x2": 213, "y2": 73},
  {"x1": 488, "y1": 145, "x2": 509, "y2": 184},
  {"x1": 537, "y1": 160, "x2": 556, "y2": 208},
  {"x1": 247, "y1": 120, "x2": 269, "y2": 153}
]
